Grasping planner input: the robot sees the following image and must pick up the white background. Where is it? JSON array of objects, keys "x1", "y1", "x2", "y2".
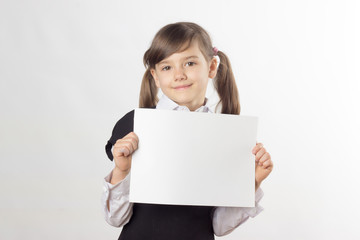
[{"x1": 1, "y1": 0, "x2": 359, "y2": 239}]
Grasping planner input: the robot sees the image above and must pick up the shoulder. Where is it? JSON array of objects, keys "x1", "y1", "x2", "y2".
[
  {"x1": 109, "y1": 109, "x2": 135, "y2": 141},
  {"x1": 115, "y1": 110, "x2": 135, "y2": 128},
  {"x1": 111, "y1": 106, "x2": 156, "y2": 140}
]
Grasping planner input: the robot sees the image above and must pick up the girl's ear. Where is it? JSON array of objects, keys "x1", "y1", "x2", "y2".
[
  {"x1": 208, "y1": 57, "x2": 218, "y2": 79},
  {"x1": 150, "y1": 68, "x2": 160, "y2": 88}
]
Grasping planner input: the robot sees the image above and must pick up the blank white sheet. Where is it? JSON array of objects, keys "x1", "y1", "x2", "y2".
[{"x1": 130, "y1": 108, "x2": 258, "y2": 207}]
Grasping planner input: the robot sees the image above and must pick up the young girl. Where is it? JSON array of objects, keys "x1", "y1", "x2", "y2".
[{"x1": 102, "y1": 22, "x2": 273, "y2": 240}]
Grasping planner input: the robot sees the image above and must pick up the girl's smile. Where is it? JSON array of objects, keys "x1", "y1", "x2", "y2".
[{"x1": 173, "y1": 83, "x2": 193, "y2": 90}]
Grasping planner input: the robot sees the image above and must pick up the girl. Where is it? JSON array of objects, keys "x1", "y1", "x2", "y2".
[{"x1": 102, "y1": 22, "x2": 273, "y2": 240}]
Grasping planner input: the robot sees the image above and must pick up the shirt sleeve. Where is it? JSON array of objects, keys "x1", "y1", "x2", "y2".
[
  {"x1": 101, "y1": 170, "x2": 134, "y2": 227},
  {"x1": 212, "y1": 188, "x2": 264, "y2": 236}
]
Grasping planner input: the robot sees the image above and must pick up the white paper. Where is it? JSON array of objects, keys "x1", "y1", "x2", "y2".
[{"x1": 130, "y1": 108, "x2": 258, "y2": 207}]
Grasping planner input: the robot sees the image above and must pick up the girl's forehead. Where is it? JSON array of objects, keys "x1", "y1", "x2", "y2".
[{"x1": 160, "y1": 42, "x2": 204, "y2": 62}]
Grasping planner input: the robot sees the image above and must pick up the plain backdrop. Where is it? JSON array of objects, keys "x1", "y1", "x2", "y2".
[{"x1": 1, "y1": 0, "x2": 359, "y2": 239}]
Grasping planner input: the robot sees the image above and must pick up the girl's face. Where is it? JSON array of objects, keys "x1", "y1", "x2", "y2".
[{"x1": 150, "y1": 41, "x2": 218, "y2": 111}]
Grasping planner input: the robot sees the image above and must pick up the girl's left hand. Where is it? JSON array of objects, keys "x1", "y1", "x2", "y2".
[{"x1": 252, "y1": 142, "x2": 273, "y2": 189}]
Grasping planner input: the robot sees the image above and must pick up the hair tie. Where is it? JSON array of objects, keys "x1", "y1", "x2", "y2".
[{"x1": 213, "y1": 47, "x2": 218, "y2": 56}]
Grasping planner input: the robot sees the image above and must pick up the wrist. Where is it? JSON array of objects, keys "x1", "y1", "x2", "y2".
[
  {"x1": 110, "y1": 167, "x2": 130, "y2": 185},
  {"x1": 255, "y1": 180, "x2": 261, "y2": 191}
]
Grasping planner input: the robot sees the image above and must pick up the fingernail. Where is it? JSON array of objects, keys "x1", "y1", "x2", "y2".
[{"x1": 120, "y1": 148, "x2": 126, "y2": 153}]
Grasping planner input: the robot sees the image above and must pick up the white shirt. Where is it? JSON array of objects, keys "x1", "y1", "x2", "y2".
[{"x1": 102, "y1": 94, "x2": 264, "y2": 236}]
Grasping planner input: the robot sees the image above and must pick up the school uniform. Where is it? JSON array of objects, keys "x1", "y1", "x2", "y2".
[{"x1": 102, "y1": 95, "x2": 264, "y2": 240}]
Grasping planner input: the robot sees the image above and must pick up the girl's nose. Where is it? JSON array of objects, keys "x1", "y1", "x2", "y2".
[{"x1": 174, "y1": 67, "x2": 186, "y2": 81}]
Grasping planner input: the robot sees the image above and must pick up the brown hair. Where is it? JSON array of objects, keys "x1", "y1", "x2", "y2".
[{"x1": 139, "y1": 22, "x2": 240, "y2": 115}]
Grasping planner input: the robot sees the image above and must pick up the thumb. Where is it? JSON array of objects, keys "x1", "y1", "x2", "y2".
[{"x1": 120, "y1": 147, "x2": 130, "y2": 157}]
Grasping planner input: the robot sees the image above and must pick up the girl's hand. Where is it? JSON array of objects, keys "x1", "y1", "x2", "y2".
[
  {"x1": 252, "y1": 142, "x2": 273, "y2": 190},
  {"x1": 110, "y1": 132, "x2": 139, "y2": 184}
]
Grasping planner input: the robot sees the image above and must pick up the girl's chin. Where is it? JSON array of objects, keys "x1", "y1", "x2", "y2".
[
  {"x1": 174, "y1": 99, "x2": 204, "y2": 109},
  {"x1": 172, "y1": 96, "x2": 193, "y2": 104}
]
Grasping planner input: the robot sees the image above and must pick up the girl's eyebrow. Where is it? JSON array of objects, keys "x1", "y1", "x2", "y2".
[
  {"x1": 158, "y1": 55, "x2": 199, "y2": 65},
  {"x1": 184, "y1": 55, "x2": 199, "y2": 60}
]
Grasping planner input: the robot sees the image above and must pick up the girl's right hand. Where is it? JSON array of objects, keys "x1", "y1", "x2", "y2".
[{"x1": 111, "y1": 132, "x2": 139, "y2": 184}]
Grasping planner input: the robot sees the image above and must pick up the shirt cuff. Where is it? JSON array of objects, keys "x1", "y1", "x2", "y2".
[
  {"x1": 242, "y1": 187, "x2": 264, "y2": 217},
  {"x1": 103, "y1": 171, "x2": 131, "y2": 200}
]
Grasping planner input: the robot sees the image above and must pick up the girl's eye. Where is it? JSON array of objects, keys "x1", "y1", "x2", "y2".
[
  {"x1": 162, "y1": 66, "x2": 171, "y2": 71},
  {"x1": 186, "y1": 62, "x2": 195, "y2": 67}
]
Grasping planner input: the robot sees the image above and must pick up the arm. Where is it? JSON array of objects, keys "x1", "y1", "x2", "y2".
[
  {"x1": 102, "y1": 132, "x2": 139, "y2": 227},
  {"x1": 212, "y1": 188, "x2": 264, "y2": 236}
]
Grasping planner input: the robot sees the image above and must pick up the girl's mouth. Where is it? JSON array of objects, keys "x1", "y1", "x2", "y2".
[{"x1": 174, "y1": 84, "x2": 192, "y2": 90}]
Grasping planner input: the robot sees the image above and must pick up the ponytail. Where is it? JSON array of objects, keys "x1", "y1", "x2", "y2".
[
  {"x1": 139, "y1": 68, "x2": 158, "y2": 108},
  {"x1": 214, "y1": 51, "x2": 240, "y2": 115}
]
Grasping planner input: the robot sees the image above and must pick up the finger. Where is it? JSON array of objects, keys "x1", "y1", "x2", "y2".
[
  {"x1": 123, "y1": 135, "x2": 138, "y2": 152},
  {"x1": 115, "y1": 132, "x2": 138, "y2": 145},
  {"x1": 262, "y1": 159, "x2": 273, "y2": 169},
  {"x1": 259, "y1": 152, "x2": 270, "y2": 164},
  {"x1": 255, "y1": 147, "x2": 266, "y2": 162},
  {"x1": 113, "y1": 146, "x2": 126, "y2": 158},
  {"x1": 129, "y1": 132, "x2": 139, "y2": 143},
  {"x1": 123, "y1": 132, "x2": 139, "y2": 148},
  {"x1": 124, "y1": 132, "x2": 139, "y2": 145},
  {"x1": 120, "y1": 147, "x2": 130, "y2": 157},
  {"x1": 121, "y1": 139, "x2": 135, "y2": 154},
  {"x1": 113, "y1": 148, "x2": 122, "y2": 158},
  {"x1": 252, "y1": 142, "x2": 264, "y2": 154}
]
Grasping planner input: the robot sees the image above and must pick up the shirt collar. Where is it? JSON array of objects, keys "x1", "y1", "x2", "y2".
[{"x1": 156, "y1": 94, "x2": 212, "y2": 113}]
